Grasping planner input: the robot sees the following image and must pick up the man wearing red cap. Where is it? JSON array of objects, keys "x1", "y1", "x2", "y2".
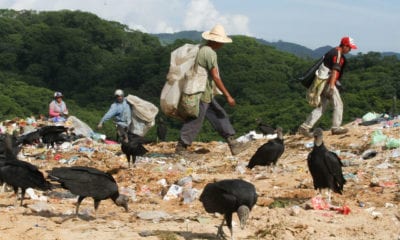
[{"x1": 298, "y1": 36, "x2": 357, "y2": 136}]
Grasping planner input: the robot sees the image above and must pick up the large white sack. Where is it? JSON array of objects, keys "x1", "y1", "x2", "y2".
[{"x1": 126, "y1": 94, "x2": 158, "y2": 123}]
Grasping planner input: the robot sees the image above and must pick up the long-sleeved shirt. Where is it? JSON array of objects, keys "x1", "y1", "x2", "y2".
[
  {"x1": 99, "y1": 98, "x2": 132, "y2": 128},
  {"x1": 49, "y1": 100, "x2": 68, "y2": 117}
]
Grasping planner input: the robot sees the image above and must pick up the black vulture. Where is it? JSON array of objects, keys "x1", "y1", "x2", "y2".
[
  {"x1": 121, "y1": 132, "x2": 149, "y2": 168},
  {"x1": 199, "y1": 179, "x2": 258, "y2": 240},
  {"x1": 156, "y1": 117, "x2": 167, "y2": 142},
  {"x1": 256, "y1": 119, "x2": 275, "y2": 135},
  {"x1": 39, "y1": 125, "x2": 69, "y2": 148},
  {"x1": 0, "y1": 149, "x2": 52, "y2": 206},
  {"x1": 16, "y1": 130, "x2": 41, "y2": 145},
  {"x1": 247, "y1": 127, "x2": 284, "y2": 172},
  {"x1": 47, "y1": 166, "x2": 129, "y2": 216},
  {"x1": 0, "y1": 133, "x2": 21, "y2": 156},
  {"x1": 0, "y1": 133, "x2": 20, "y2": 192},
  {"x1": 307, "y1": 128, "x2": 346, "y2": 203}
]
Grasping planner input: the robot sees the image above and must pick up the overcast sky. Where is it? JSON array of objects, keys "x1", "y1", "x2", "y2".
[{"x1": 1, "y1": 0, "x2": 399, "y2": 53}]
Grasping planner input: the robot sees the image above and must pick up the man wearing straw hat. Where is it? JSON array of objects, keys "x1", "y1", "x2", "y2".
[{"x1": 175, "y1": 24, "x2": 248, "y2": 156}]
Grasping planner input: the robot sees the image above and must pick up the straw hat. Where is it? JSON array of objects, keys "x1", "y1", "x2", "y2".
[{"x1": 202, "y1": 24, "x2": 232, "y2": 43}]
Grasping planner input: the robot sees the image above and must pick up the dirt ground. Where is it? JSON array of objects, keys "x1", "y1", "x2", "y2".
[{"x1": 0, "y1": 120, "x2": 399, "y2": 240}]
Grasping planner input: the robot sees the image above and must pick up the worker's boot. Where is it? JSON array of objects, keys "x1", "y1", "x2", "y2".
[
  {"x1": 297, "y1": 125, "x2": 313, "y2": 138},
  {"x1": 226, "y1": 136, "x2": 250, "y2": 156},
  {"x1": 331, "y1": 127, "x2": 348, "y2": 135},
  {"x1": 175, "y1": 141, "x2": 189, "y2": 155}
]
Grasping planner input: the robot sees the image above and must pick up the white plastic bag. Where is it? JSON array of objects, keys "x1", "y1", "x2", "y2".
[
  {"x1": 126, "y1": 94, "x2": 158, "y2": 136},
  {"x1": 161, "y1": 44, "x2": 204, "y2": 119},
  {"x1": 67, "y1": 116, "x2": 94, "y2": 138},
  {"x1": 160, "y1": 78, "x2": 183, "y2": 119},
  {"x1": 166, "y1": 43, "x2": 200, "y2": 83},
  {"x1": 126, "y1": 95, "x2": 158, "y2": 122}
]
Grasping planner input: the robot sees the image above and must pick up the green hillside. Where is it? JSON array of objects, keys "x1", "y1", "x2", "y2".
[{"x1": 0, "y1": 9, "x2": 399, "y2": 141}]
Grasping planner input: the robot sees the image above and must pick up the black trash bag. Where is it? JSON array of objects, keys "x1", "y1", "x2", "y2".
[{"x1": 297, "y1": 56, "x2": 324, "y2": 88}]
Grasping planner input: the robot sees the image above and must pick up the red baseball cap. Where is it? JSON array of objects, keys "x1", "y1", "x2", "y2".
[{"x1": 340, "y1": 36, "x2": 357, "y2": 49}]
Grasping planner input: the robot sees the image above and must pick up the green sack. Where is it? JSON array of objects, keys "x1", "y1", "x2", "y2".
[
  {"x1": 177, "y1": 92, "x2": 202, "y2": 120},
  {"x1": 385, "y1": 138, "x2": 400, "y2": 149},
  {"x1": 371, "y1": 130, "x2": 387, "y2": 146},
  {"x1": 307, "y1": 77, "x2": 327, "y2": 107}
]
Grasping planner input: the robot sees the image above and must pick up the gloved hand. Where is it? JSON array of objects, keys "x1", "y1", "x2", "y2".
[
  {"x1": 97, "y1": 123, "x2": 103, "y2": 129},
  {"x1": 325, "y1": 86, "x2": 334, "y2": 98}
]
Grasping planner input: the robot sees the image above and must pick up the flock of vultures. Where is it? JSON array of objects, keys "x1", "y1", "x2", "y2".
[{"x1": 0, "y1": 123, "x2": 346, "y2": 240}]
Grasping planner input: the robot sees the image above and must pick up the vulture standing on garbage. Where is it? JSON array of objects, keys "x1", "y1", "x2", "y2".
[
  {"x1": 256, "y1": 119, "x2": 276, "y2": 135},
  {"x1": 121, "y1": 132, "x2": 149, "y2": 168},
  {"x1": 17, "y1": 130, "x2": 42, "y2": 145},
  {"x1": 200, "y1": 179, "x2": 258, "y2": 240},
  {"x1": 247, "y1": 127, "x2": 284, "y2": 171},
  {"x1": 47, "y1": 166, "x2": 129, "y2": 216},
  {"x1": 307, "y1": 128, "x2": 346, "y2": 203},
  {"x1": 0, "y1": 133, "x2": 20, "y2": 156},
  {"x1": 39, "y1": 125, "x2": 69, "y2": 148},
  {"x1": 0, "y1": 134, "x2": 52, "y2": 205}
]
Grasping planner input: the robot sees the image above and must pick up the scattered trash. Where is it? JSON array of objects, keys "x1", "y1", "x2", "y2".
[
  {"x1": 310, "y1": 196, "x2": 350, "y2": 215},
  {"x1": 343, "y1": 173, "x2": 359, "y2": 182},
  {"x1": 236, "y1": 130, "x2": 267, "y2": 143},
  {"x1": 176, "y1": 176, "x2": 192, "y2": 187},
  {"x1": 157, "y1": 179, "x2": 168, "y2": 187},
  {"x1": 104, "y1": 140, "x2": 118, "y2": 144},
  {"x1": 138, "y1": 185, "x2": 152, "y2": 196},
  {"x1": 182, "y1": 188, "x2": 199, "y2": 204},
  {"x1": 330, "y1": 205, "x2": 351, "y2": 215},
  {"x1": 235, "y1": 163, "x2": 246, "y2": 174},
  {"x1": 54, "y1": 154, "x2": 62, "y2": 161},
  {"x1": 289, "y1": 205, "x2": 302, "y2": 216},
  {"x1": 90, "y1": 132, "x2": 106, "y2": 141},
  {"x1": 78, "y1": 146, "x2": 94, "y2": 153},
  {"x1": 163, "y1": 184, "x2": 183, "y2": 201},
  {"x1": 386, "y1": 138, "x2": 400, "y2": 149},
  {"x1": 137, "y1": 211, "x2": 171, "y2": 221},
  {"x1": 28, "y1": 202, "x2": 54, "y2": 213},
  {"x1": 196, "y1": 216, "x2": 211, "y2": 224},
  {"x1": 376, "y1": 162, "x2": 392, "y2": 169},
  {"x1": 341, "y1": 159, "x2": 360, "y2": 167},
  {"x1": 59, "y1": 156, "x2": 79, "y2": 165},
  {"x1": 385, "y1": 202, "x2": 395, "y2": 208},
  {"x1": 391, "y1": 149, "x2": 400, "y2": 158},
  {"x1": 379, "y1": 181, "x2": 396, "y2": 188},
  {"x1": 311, "y1": 196, "x2": 329, "y2": 210},
  {"x1": 304, "y1": 142, "x2": 314, "y2": 148},
  {"x1": 362, "y1": 112, "x2": 382, "y2": 122},
  {"x1": 120, "y1": 187, "x2": 137, "y2": 202},
  {"x1": 59, "y1": 142, "x2": 73, "y2": 151},
  {"x1": 26, "y1": 188, "x2": 48, "y2": 201},
  {"x1": 371, "y1": 130, "x2": 387, "y2": 146},
  {"x1": 362, "y1": 149, "x2": 377, "y2": 160}
]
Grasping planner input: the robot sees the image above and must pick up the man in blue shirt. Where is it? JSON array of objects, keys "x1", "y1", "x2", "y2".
[{"x1": 97, "y1": 89, "x2": 132, "y2": 141}]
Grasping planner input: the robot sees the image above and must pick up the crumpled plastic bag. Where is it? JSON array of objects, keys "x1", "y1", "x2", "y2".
[
  {"x1": 385, "y1": 138, "x2": 400, "y2": 149},
  {"x1": 371, "y1": 130, "x2": 387, "y2": 146},
  {"x1": 362, "y1": 112, "x2": 382, "y2": 122}
]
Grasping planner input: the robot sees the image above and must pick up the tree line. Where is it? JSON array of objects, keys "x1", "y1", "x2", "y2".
[{"x1": 0, "y1": 9, "x2": 399, "y2": 141}]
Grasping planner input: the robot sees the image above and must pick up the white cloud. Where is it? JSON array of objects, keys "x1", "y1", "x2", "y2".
[
  {"x1": 183, "y1": 0, "x2": 250, "y2": 35},
  {"x1": 1, "y1": 0, "x2": 250, "y2": 35}
]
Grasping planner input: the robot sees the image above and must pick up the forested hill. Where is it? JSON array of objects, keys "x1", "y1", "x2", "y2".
[
  {"x1": 0, "y1": 9, "x2": 399, "y2": 141},
  {"x1": 154, "y1": 31, "x2": 400, "y2": 60}
]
